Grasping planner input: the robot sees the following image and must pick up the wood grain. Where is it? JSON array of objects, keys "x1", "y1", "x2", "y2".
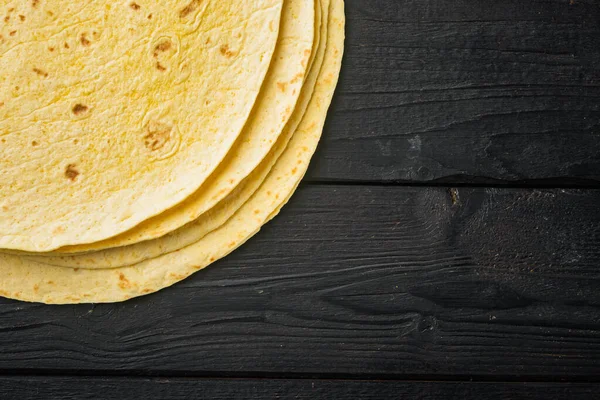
[
  {"x1": 0, "y1": 377, "x2": 596, "y2": 400},
  {"x1": 306, "y1": 0, "x2": 600, "y2": 183},
  {"x1": 0, "y1": 185, "x2": 599, "y2": 377}
]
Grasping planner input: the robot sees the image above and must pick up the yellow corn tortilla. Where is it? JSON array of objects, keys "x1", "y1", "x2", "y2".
[
  {"x1": 0, "y1": 0, "x2": 344, "y2": 304},
  {"x1": 0, "y1": 0, "x2": 283, "y2": 251},
  {"x1": 26, "y1": 0, "x2": 329, "y2": 269}
]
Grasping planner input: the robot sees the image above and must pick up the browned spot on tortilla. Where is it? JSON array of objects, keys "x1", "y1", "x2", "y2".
[
  {"x1": 142, "y1": 288, "x2": 152, "y2": 294},
  {"x1": 267, "y1": 191, "x2": 272, "y2": 196},
  {"x1": 64, "y1": 42, "x2": 70, "y2": 49},
  {"x1": 0, "y1": 102, "x2": 4, "y2": 107},
  {"x1": 276, "y1": 81, "x2": 287, "y2": 92},
  {"x1": 156, "y1": 62, "x2": 166, "y2": 71},
  {"x1": 48, "y1": 46, "x2": 55, "y2": 52},
  {"x1": 129, "y1": 2, "x2": 140, "y2": 10},
  {"x1": 219, "y1": 44, "x2": 236, "y2": 58},
  {"x1": 209, "y1": 257, "x2": 215, "y2": 262},
  {"x1": 1, "y1": 206, "x2": 8, "y2": 212},
  {"x1": 297, "y1": 159, "x2": 302, "y2": 164},
  {"x1": 33, "y1": 67, "x2": 48, "y2": 77},
  {"x1": 153, "y1": 39, "x2": 172, "y2": 57},
  {"x1": 291, "y1": 167, "x2": 298, "y2": 175},
  {"x1": 254, "y1": 209, "x2": 260, "y2": 215},
  {"x1": 147, "y1": 13, "x2": 152, "y2": 19},
  {"x1": 31, "y1": 140, "x2": 38, "y2": 146},
  {"x1": 228, "y1": 242, "x2": 236, "y2": 248},
  {"x1": 33, "y1": 284, "x2": 39, "y2": 292},
  {"x1": 179, "y1": 0, "x2": 201, "y2": 18},
  {"x1": 52, "y1": 225, "x2": 65, "y2": 234},
  {"x1": 80, "y1": 33, "x2": 91, "y2": 46},
  {"x1": 4, "y1": 16, "x2": 9, "y2": 23},
  {"x1": 291, "y1": 73, "x2": 304, "y2": 84},
  {"x1": 32, "y1": 0, "x2": 40, "y2": 7},
  {"x1": 65, "y1": 164, "x2": 79, "y2": 181},
  {"x1": 47, "y1": 281, "x2": 54, "y2": 285},
  {"x1": 118, "y1": 273, "x2": 131, "y2": 289},
  {"x1": 72, "y1": 103, "x2": 88, "y2": 115},
  {"x1": 169, "y1": 273, "x2": 186, "y2": 280},
  {"x1": 9, "y1": 30, "x2": 16, "y2": 36},
  {"x1": 144, "y1": 121, "x2": 172, "y2": 151},
  {"x1": 18, "y1": 14, "x2": 25, "y2": 21}
]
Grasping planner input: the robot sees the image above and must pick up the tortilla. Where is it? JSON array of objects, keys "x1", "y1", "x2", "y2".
[
  {"x1": 0, "y1": 0, "x2": 344, "y2": 304},
  {"x1": 25, "y1": 0, "x2": 327, "y2": 269},
  {"x1": 26, "y1": 0, "x2": 329, "y2": 269},
  {"x1": 43, "y1": 0, "x2": 317, "y2": 254},
  {"x1": 0, "y1": 0, "x2": 283, "y2": 251}
]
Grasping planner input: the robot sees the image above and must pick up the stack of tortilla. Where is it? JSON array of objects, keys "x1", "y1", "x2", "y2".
[{"x1": 0, "y1": 0, "x2": 344, "y2": 304}]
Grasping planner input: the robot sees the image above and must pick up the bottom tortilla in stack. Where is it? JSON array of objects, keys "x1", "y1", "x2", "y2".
[{"x1": 0, "y1": 0, "x2": 345, "y2": 304}]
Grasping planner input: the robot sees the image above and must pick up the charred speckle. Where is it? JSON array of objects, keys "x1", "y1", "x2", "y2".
[
  {"x1": 65, "y1": 164, "x2": 79, "y2": 181},
  {"x1": 80, "y1": 33, "x2": 90, "y2": 46},
  {"x1": 179, "y1": 0, "x2": 201, "y2": 18},
  {"x1": 219, "y1": 44, "x2": 236, "y2": 57},
  {"x1": 33, "y1": 67, "x2": 48, "y2": 77},
  {"x1": 154, "y1": 40, "x2": 172, "y2": 55},
  {"x1": 129, "y1": 2, "x2": 140, "y2": 10},
  {"x1": 72, "y1": 104, "x2": 88, "y2": 115}
]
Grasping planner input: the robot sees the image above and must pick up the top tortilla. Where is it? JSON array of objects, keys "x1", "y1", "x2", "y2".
[
  {"x1": 24, "y1": 0, "x2": 326, "y2": 269},
  {"x1": 0, "y1": 0, "x2": 283, "y2": 251},
  {"x1": 48, "y1": 0, "x2": 316, "y2": 254}
]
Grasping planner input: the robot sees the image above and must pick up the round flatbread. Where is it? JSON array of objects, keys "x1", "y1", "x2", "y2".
[
  {"x1": 47, "y1": 0, "x2": 317, "y2": 254},
  {"x1": 25, "y1": 0, "x2": 328, "y2": 269},
  {"x1": 0, "y1": 0, "x2": 344, "y2": 304},
  {"x1": 0, "y1": 0, "x2": 283, "y2": 251}
]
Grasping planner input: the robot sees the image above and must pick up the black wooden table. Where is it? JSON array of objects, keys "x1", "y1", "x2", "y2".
[{"x1": 2, "y1": 1, "x2": 600, "y2": 398}]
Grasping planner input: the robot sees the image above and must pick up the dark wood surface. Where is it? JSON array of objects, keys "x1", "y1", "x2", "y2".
[
  {"x1": 0, "y1": 377, "x2": 596, "y2": 400},
  {"x1": 2, "y1": 0, "x2": 600, "y2": 398},
  {"x1": 307, "y1": 0, "x2": 600, "y2": 184}
]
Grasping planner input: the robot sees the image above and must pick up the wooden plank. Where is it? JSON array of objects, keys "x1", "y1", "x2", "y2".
[
  {"x1": 0, "y1": 377, "x2": 596, "y2": 400},
  {"x1": 0, "y1": 185, "x2": 599, "y2": 377},
  {"x1": 307, "y1": 0, "x2": 600, "y2": 183}
]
